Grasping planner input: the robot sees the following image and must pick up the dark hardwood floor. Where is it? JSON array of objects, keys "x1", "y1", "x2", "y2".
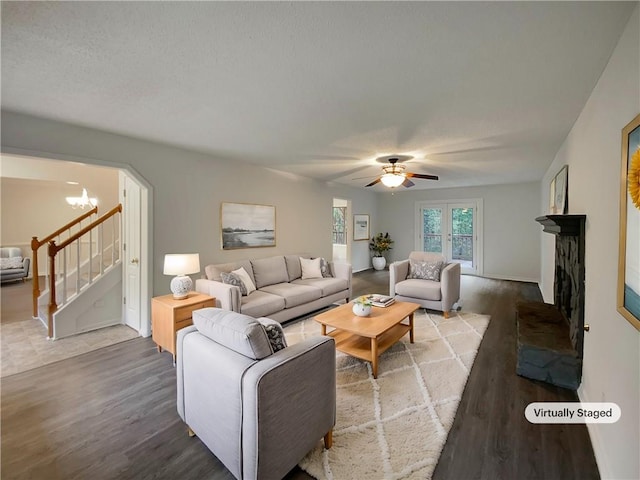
[{"x1": 1, "y1": 271, "x2": 599, "y2": 479}]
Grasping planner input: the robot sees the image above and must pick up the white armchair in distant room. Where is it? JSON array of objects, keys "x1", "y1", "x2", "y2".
[
  {"x1": 0, "y1": 247, "x2": 31, "y2": 284},
  {"x1": 389, "y1": 251, "x2": 461, "y2": 317}
]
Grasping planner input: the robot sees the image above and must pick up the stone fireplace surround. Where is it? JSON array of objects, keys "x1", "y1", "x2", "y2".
[{"x1": 516, "y1": 215, "x2": 586, "y2": 390}]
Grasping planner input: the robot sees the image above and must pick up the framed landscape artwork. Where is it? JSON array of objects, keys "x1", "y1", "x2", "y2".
[
  {"x1": 221, "y1": 202, "x2": 276, "y2": 250},
  {"x1": 618, "y1": 114, "x2": 640, "y2": 330},
  {"x1": 353, "y1": 214, "x2": 370, "y2": 241}
]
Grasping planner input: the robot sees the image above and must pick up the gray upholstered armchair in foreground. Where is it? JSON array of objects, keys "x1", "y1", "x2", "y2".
[
  {"x1": 177, "y1": 308, "x2": 335, "y2": 480},
  {"x1": 389, "y1": 251, "x2": 461, "y2": 318}
]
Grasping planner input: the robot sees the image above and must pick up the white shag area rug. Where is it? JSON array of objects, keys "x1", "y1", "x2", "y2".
[{"x1": 284, "y1": 309, "x2": 490, "y2": 480}]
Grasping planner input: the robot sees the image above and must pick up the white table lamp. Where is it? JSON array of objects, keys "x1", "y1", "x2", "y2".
[{"x1": 163, "y1": 253, "x2": 200, "y2": 299}]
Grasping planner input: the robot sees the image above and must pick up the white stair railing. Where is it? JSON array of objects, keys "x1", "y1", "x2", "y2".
[
  {"x1": 31, "y1": 207, "x2": 98, "y2": 318},
  {"x1": 46, "y1": 205, "x2": 122, "y2": 338}
]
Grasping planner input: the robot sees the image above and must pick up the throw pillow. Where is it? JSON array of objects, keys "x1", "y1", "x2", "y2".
[
  {"x1": 220, "y1": 271, "x2": 247, "y2": 295},
  {"x1": 319, "y1": 257, "x2": 333, "y2": 278},
  {"x1": 257, "y1": 317, "x2": 288, "y2": 353},
  {"x1": 232, "y1": 267, "x2": 257, "y2": 295},
  {"x1": 300, "y1": 257, "x2": 323, "y2": 279},
  {"x1": 0, "y1": 257, "x2": 23, "y2": 269},
  {"x1": 408, "y1": 259, "x2": 444, "y2": 281}
]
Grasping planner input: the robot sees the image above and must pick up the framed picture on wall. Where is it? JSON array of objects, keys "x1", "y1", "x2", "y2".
[
  {"x1": 549, "y1": 176, "x2": 557, "y2": 214},
  {"x1": 353, "y1": 214, "x2": 370, "y2": 241},
  {"x1": 617, "y1": 114, "x2": 640, "y2": 330},
  {"x1": 221, "y1": 202, "x2": 276, "y2": 250},
  {"x1": 554, "y1": 165, "x2": 568, "y2": 214}
]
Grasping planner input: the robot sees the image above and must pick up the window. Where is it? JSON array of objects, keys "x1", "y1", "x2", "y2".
[
  {"x1": 416, "y1": 200, "x2": 483, "y2": 275},
  {"x1": 332, "y1": 207, "x2": 346, "y2": 245}
]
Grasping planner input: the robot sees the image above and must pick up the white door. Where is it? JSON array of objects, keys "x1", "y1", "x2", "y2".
[
  {"x1": 121, "y1": 173, "x2": 141, "y2": 332},
  {"x1": 417, "y1": 200, "x2": 482, "y2": 275}
]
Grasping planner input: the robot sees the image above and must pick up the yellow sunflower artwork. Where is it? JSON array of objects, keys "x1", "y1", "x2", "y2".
[{"x1": 630, "y1": 148, "x2": 640, "y2": 210}]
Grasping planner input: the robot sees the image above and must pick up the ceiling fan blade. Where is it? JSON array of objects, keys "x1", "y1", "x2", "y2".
[
  {"x1": 365, "y1": 178, "x2": 382, "y2": 187},
  {"x1": 406, "y1": 173, "x2": 439, "y2": 181},
  {"x1": 402, "y1": 178, "x2": 415, "y2": 188}
]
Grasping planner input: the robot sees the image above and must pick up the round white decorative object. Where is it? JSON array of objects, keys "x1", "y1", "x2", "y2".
[
  {"x1": 352, "y1": 303, "x2": 372, "y2": 317},
  {"x1": 170, "y1": 275, "x2": 193, "y2": 299},
  {"x1": 372, "y1": 257, "x2": 386, "y2": 271}
]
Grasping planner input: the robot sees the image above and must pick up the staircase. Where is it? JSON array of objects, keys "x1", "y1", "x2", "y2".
[{"x1": 32, "y1": 205, "x2": 124, "y2": 339}]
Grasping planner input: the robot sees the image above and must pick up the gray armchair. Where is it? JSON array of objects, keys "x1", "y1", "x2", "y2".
[
  {"x1": 0, "y1": 247, "x2": 30, "y2": 284},
  {"x1": 390, "y1": 252, "x2": 461, "y2": 318},
  {"x1": 177, "y1": 308, "x2": 335, "y2": 480}
]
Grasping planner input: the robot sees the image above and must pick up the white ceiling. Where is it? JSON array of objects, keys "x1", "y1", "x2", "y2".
[{"x1": 1, "y1": 2, "x2": 634, "y2": 190}]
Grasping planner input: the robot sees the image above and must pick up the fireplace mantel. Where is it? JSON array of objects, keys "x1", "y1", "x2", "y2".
[
  {"x1": 535, "y1": 215, "x2": 586, "y2": 236},
  {"x1": 514, "y1": 213, "x2": 588, "y2": 389}
]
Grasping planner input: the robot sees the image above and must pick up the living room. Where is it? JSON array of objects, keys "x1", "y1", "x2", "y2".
[{"x1": 1, "y1": 2, "x2": 639, "y2": 480}]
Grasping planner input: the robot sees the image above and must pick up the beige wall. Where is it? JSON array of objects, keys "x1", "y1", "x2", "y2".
[
  {"x1": 0, "y1": 113, "x2": 377, "y2": 295},
  {"x1": 377, "y1": 181, "x2": 541, "y2": 282},
  {"x1": 540, "y1": 6, "x2": 639, "y2": 478},
  {"x1": 1, "y1": 162, "x2": 119, "y2": 269}
]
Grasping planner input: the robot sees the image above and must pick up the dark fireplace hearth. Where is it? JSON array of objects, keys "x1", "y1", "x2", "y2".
[{"x1": 516, "y1": 215, "x2": 586, "y2": 390}]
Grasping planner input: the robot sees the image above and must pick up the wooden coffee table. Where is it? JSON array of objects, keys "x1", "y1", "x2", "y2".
[{"x1": 314, "y1": 300, "x2": 420, "y2": 378}]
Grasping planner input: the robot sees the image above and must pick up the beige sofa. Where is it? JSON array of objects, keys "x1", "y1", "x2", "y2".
[{"x1": 195, "y1": 254, "x2": 352, "y2": 323}]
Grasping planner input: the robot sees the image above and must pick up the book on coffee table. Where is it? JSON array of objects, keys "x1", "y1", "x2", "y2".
[{"x1": 367, "y1": 294, "x2": 395, "y2": 307}]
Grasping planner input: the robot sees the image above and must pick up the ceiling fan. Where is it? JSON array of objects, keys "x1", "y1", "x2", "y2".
[{"x1": 363, "y1": 156, "x2": 439, "y2": 188}]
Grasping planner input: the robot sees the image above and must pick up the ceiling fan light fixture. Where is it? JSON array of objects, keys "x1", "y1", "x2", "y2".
[{"x1": 380, "y1": 173, "x2": 405, "y2": 188}]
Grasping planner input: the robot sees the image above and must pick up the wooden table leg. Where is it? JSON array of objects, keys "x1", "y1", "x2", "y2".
[
  {"x1": 324, "y1": 429, "x2": 333, "y2": 449},
  {"x1": 409, "y1": 313, "x2": 415, "y2": 343},
  {"x1": 321, "y1": 324, "x2": 327, "y2": 336},
  {"x1": 371, "y1": 337, "x2": 379, "y2": 378}
]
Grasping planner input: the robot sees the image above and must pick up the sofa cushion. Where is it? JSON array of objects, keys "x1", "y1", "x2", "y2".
[
  {"x1": 241, "y1": 290, "x2": 286, "y2": 318},
  {"x1": 220, "y1": 271, "x2": 247, "y2": 295},
  {"x1": 395, "y1": 278, "x2": 442, "y2": 301},
  {"x1": 0, "y1": 247, "x2": 22, "y2": 259},
  {"x1": 251, "y1": 256, "x2": 289, "y2": 289},
  {"x1": 260, "y1": 282, "x2": 322, "y2": 308},
  {"x1": 205, "y1": 260, "x2": 255, "y2": 284},
  {"x1": 292, "y1": 277, "x2": 348, "y2": 297},
  {"x1": 408, "y1": 259, "x2": 444, "y2": 282},
  {"x1": 300, "y1": 257, "x2": 323, "y2": 279},
  {"x1": 256, "y1": 317, "x2": 288, "y2": 352},
  {"x1": 192, "y1": 308, "x2": 273, "y2": 360},
  {"x1": 284, "y1": 255, "x2": 304, "y2": 281},
  {"x1": 0, "y1": 257, "x2": 23, "y2": 269}
]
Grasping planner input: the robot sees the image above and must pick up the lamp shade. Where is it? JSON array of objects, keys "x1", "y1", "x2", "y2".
[
  {"x1": 163, "y1": 254, "x2": 200, "y2": 299},
  {"x1": 380, "y1": 173, "x2": 405, "y2": 188},
  {"x1": 163, "y1": 254, "x2": 200, "y2": 276}
]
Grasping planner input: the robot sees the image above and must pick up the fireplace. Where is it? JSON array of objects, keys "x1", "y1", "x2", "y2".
[{"x1": 515, "y1": 215, "x2": 586, "y2": 390}]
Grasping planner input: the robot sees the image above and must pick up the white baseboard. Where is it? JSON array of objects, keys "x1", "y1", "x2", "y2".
[
  {"x1": 478, "y1": 273, "x2": 540, "y2": 284},
  {"x1": 577, "y1": 387, "x2": 606, "y2": 479},
  {"x1": 353, "y1": 267, "x2": 373, "y2": 273}
]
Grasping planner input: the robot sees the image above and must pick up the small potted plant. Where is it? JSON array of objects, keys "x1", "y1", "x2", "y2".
[
  {"x1": 352, "y1": 295, "x2": 373, "y2": 317},
  {"x1": 369, "y1": 232, "x2": 394, "y2": 270}
]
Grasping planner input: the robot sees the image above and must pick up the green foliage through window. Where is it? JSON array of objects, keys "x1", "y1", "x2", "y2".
[{"x1": 333, "y1": 207, "x2": 346, "y2": 245}]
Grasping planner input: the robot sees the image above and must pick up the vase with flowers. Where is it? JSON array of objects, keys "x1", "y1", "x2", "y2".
[
  {"x1": 369, "y1": 232, "x2": 394, "y2": 270},
  {"x1": 352, "y1": 295, "x2": 373, "y2": 317}
]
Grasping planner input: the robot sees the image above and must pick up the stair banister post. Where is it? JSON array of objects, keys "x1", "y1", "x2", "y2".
[
  {"x1": 89, "y1": 228, "x2": 93, "y2": 284},
  {"x1": 47, "y1": 240, "x2": 59, "y2": 339},
  {"x1": 31, "y1": 236, "x2": 40, "y2": 318}
]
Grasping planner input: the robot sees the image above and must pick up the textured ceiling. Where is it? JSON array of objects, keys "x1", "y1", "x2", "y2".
[{"x1": 1, "y1": 2, "x2": 634, "y2": 190}]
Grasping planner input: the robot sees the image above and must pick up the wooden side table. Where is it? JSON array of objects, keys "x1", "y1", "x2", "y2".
[{"x1": 151, "y1": 292, "x2": 215, "y2": 362}]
